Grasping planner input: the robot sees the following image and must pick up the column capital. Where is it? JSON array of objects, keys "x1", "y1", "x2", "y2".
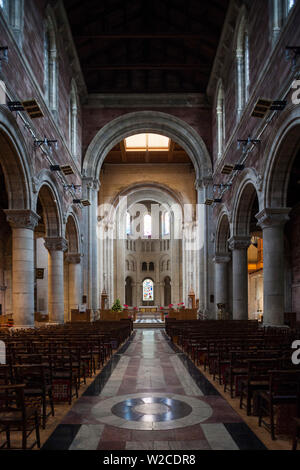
[
  {"x1": 213, "y1": 252, "x2": 231, "y2": 264},
  {"x1": 256, "y1": 208, "x2": 290, "y2": 229},
  {"x1": 82, "y1": 176, "x2": 100, "y2": 191},
  {"x1": 44, "y1": 237, "x2": 68, "y2": 252},
  {"x1": 194, "y1": 176, "x2": 213, "y2": 191},
  {"x1": 65, "y1": 253, "x2": 81, "y2": 264},
  {"x1": 228, "y1": 236, "x2": 251, "y2": 251},
  {"x1": 4, "y1": 209, "x2": 40, "y2": 230}
]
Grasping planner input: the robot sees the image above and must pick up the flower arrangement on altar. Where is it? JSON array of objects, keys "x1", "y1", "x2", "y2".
[
  {"x1": 177, "y1": 302, "x2": 186, "y2": 310},
  {"x1": 123, "y1": 304, "x2": 129, "y2": 309},
  {"x1": 168, "y1": 304, "x2": 174, "y2": 309},
  {"x1": 133, "y1": 307, "x2": 138, "y2": 311}
]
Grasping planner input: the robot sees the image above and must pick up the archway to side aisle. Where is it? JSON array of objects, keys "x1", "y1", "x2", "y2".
[
  {"x1": 82, "y1": 112, "x2": 213, "y2": 314},
  {"x1": 0, "y1": 109, "x2": 35, "y2": 327},
  {"x1": 260, "y1": 117, "x2": 300, "y2": 325},
  {"x1": 230, "y1": 173, "x2": 263, "y2": 322}
]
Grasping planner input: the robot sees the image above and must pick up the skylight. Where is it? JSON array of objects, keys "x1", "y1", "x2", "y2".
[{"x1": 125, "y1": 133, "x2": 170, "y2": 151}]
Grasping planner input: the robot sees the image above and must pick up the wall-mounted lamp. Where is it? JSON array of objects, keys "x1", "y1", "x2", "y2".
[
  {"x1": 34, "y1": 136, "x2": 58, "y2": 152},
  {"x1": 237, "y1": 136, "x2": 261, "y2": 153}
]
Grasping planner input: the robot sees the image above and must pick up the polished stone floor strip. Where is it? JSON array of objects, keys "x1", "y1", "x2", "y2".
[{"x1": 42, "y1": 329, "x2": 266, "y2": 450}]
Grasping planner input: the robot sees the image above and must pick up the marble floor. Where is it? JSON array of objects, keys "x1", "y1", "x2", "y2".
[{"x1": 42, "y1": 330, "x2": 266, "y2": 450}]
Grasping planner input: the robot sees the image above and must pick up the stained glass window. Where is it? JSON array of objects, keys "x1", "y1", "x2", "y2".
[{"x1": 143, "y1": 279, "x2": 154, "y2": 301}]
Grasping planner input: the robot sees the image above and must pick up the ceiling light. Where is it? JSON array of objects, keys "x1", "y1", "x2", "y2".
[
  {"x1": 50, "y1": 164, "x2": 74, "y2": 176},
  {"x1": 251, "y1": 98, "x2": 287, "y2": 118},
  {"x1": 7, "y1": 99, "x2": 44, "y2": 118}
]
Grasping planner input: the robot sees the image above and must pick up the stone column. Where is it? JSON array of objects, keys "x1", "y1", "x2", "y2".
[
  {"x1": 65, "y1": 253, "x2": 81, "y2": 321},
  {"x1": 82, "y1": 177, "x2": 100, "y2": 312},
  {"x1": 256, "y1": 208, "x2": 290, "y2": 326},
  {"x1": 229, "y1": 236, "x2": 251, "y2": 320},
  {"x1": 196, "y1": 178, "x2": 214, "y2": 318},
  {"x1": 45, "y1": 237, "x2": 68, "y2": 324},
  {"x1": 213, "y1": 253, "x2": 231, "y2": 317},
  {"x1": 5, "y1": 210, "x2": 40, "y2": 328}
]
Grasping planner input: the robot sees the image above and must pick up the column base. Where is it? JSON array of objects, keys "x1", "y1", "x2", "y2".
[{"x1": 263, "y1": 323, "x2": 290, "y2": 329}]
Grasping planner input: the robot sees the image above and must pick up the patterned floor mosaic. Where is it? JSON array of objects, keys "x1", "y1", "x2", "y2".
[{"x1": 42, "y1": 330, "x2": 266, "y2": 450}]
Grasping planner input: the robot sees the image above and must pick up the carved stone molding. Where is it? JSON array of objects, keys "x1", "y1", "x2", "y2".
[
  {"x1": 4, "y1": 210, "x2": 40, "y2": 230},
  {"x1": 44, "y1": 237, "x2": 68, "y2": 252},
  {"x1": 65, "y1": 253, "x2": 81, "y2": 264},
  {"x1": 228, "y1": 236, "x2": 251, "y2": 251},
  {"x1": 256, "y1": 208, "x2": 291, "y2": 230},
  {"x1": 83, "y1": 177, "x2": 101, "y2": 192},
  {"x1": 213, "y1": 253, "x2": 232, "y2": 264}
]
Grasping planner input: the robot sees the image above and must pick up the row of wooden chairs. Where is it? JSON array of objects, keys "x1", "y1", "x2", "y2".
[
  {"x1": 0, "y1": 321, "x2": 132, "y2": 449},
  {"x1": 166, "y1": 319, "x2": 300, "y2": 446}
]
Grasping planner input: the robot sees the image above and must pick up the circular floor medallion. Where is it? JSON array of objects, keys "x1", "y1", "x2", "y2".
[
  {"x1": 91, "y1": 392, "x2": 213, "y2": 430},
  {"x1": 111, "y1": 396, "x2": 192, "y2": 422}
]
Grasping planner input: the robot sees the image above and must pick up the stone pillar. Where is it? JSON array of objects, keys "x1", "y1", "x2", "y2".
[
  {"x1": 214, "y1": 253, "x2": 231, "y2": 317},
  {"x1": 196, "y1": 178, "x2": 214, "y2": 317},
  {"x1": 229, "y1": 236, "x2": 251, "y2": 320},
  {"x1": 82, "y1": 177, "x2": 100, "y2": 312},
  {"x1": 256, "y1": 208, "x2": 290, "y2": 326},
  {"x1": 45, "y1": 237, "x2": 68, "y2": 323},
  {"x1": 65, "y1": 253, "x2": 81, "y2": 321},
  {"x1": 5, "y1": 210, "x2": 40, "y2": 328}
]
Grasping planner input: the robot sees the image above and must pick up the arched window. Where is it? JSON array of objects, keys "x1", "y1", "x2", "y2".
[
  {"x1": 1, "y1": 1, "x2": 24, "y2": 45},
  {"x1": 236, "y1": 16, "x2": 250, "y2": 117},
  {"x1": 272, "y1": 0, "x2": 296, "y2": 43},
  {"x1": 144, "y1": 214, "x2": 152, "y2": 237},
  {"x1": 69, "y1": 81, "x2": 78, "y2": 159},
  {"x1": 149, "y1": 262, "x2": 154, "y2": 271},
  {"x1": 143, "y1": 279, "x2": 154, "y2": 301},
  {"x1": 216, "y1": 81, "x2": 225, "y2": 160},
  {"x1": 163, "y1": 212, "x2": 170, "y2": 235},
  {"x1": 126, "y1": 260, "x2": 129, "y2": 271},
  {"x1": 142, "y1": 262, "x2": 147, "y2": 271},
  {"x1": 126, "y1": 212, "x2": 131, "y2": 235},
  {"x1": 44, "y1": 14, "x2": 58, "y2": 114}
]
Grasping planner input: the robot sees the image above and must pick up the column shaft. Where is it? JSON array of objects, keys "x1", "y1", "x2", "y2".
[
  {"x1": 256, "y1": 209, "x2": 290, "y2": 326},
  {"x1": 229, "y1": 237, "x2": 251, "y2": 321},
  {"x1": 45, "y1": 238, "x2": 67, "y2": 324},
  {"x1": 5, "y1": 210, "x2": 40, "y2": 328}
]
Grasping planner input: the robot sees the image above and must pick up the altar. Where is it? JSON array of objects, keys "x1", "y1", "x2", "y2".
[{"x1": 137, "y1": 306, "x2": 160, "y2": 320}]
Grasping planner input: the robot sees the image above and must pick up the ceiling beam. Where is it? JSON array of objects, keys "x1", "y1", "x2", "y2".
[
  {"x1": 83, "y1": 64, "x2": 211, "y2": 71},
  {"x1": 120, "y1": 140, "x2": 127, "y2": 162},
  {"x1": 74, "y1": 33, "x2": 216, "y2": 40},
  {"x1": 168, "y1": 141, "x2": 175, "y2": 162}
]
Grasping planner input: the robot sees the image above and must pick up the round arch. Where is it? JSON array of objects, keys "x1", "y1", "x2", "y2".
[
  {"x1": 215, "y1": 209, "x2": 231, "y2": 254},
  {"x1": 231, "y1": 170, "x2": 261, "y2": 236},
  {"x1": 36, "y1": 183, "x2": 63, "y2": 238},
  {"x1": 65, "y1": 214, "x2": 80, "y2": 253},
  {"x1": 263, "y1": 115, "x2": 300, "y2": 208},
  {"x1": 83, "y1": 111, "x2": 212, "y2": 182},
  {"x1": 0, "y1": 107, "x2": 32, "y2": 209}
]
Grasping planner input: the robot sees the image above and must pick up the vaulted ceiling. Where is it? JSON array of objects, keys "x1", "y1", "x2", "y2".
[{"x1": 63, "y1": 0, "x2": 230, "y2": 94}]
